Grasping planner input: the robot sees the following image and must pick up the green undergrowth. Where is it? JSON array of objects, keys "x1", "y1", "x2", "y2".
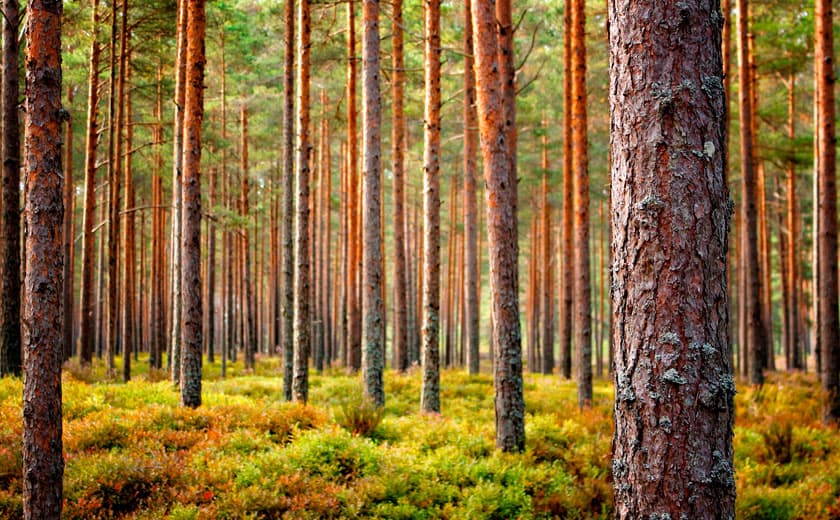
[{"x1": 0, "y1": 357, "x2": 837, "y2": 519}]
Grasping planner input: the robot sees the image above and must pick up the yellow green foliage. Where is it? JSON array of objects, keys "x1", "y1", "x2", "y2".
[{"x1": 0, "y1": 358, "x2": 837, "y2": 518}]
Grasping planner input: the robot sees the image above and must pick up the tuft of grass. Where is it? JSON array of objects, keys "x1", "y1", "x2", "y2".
[{"x1": 335, "y1": 391, "x2": 385, "y2": 438}]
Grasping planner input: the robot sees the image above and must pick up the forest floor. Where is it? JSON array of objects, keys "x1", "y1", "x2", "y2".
[{"x1": 0, "y1": 357, "x2": 836, "y2": 519}]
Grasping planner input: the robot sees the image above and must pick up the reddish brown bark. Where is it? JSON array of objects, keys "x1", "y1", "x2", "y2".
[
  {"x1": 150, "y1": 62, "x2": 165, "y2": 370},
  {"x1": 346, "y1": 0, "x2": 361, "y2": 372},
  {"x1": 106, "y1": 0, "x2": 122, "y2": 375},
  {"x1": 22, "y1": 0, "x2": 65, "y2": 515},
  {"x1": 180, "y1": 0, "x2": 206, "y2": 408},
  {"x1": 737, "y1": 0, "x2": 765, "y2": 385},
  {"x1": 609, "y1": 0, "x2": 736, "y2": 516},
  {"x1": 472, "y1": 0, "x2": 523, "y2": 451},
  {"x1": 559, "y1": 0, "x2": 573, "y2": 380},
  {"x1": 572, "y1": 0, "x2": 592, "y2": 405},
  {"x1": 816, "y1": 0, "x2": 840, "y2": 420}
]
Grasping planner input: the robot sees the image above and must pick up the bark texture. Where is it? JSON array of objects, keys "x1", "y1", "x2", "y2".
[
  {"x1": 361, "y1": 0, "x2": 384, "y2": 407},
  {"x1": 78, "y1": 0, "x2": 101, "y2": 366},
  {"x1": 391, "y1": 0, "x2": 408, "y2": 373},
  {"x1": 0, "y1": 0, "x2": 21, "y2": 376},
  {"x1": 736, "y1": 0, "x2": 765, "y2": 385},
  {"x1": 293, "y1": 0, "x2": 311, "y2": 403},
  {"x1": 22, "y1": 1, "x2": 65, "y2": 516},
  {"x1": 559, "y1": 0, "x2": 573, "y2": 380},
  {"x1": 472, "y1": 0, "x2": 524, "y2": 452},
  {"x1": 571, "y1": 0, "x2": 592, "y2": 406},
  {"x1": 180, "y1": 0, "x2": 206, "y2": 409},
  {"x1": 420, "y1": 0, "x2": 442, "y2": 414},
  {"x1": 816, "y1": 0, "x2": 840, "y2": 420},
  {"x1": 463, "y1": 0, "x2": 480, "y2": 375},
  {"x1": 281, "y1": 0, "x2": 295, "y2": 400},
  {"x1": 608, "y1": 0, "x2": 736, "y2": 516}
]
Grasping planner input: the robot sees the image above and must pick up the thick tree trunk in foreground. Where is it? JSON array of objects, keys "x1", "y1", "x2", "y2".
[
  {"x1": 472, "y1": 0, "x2": 524, "y2": 452},
  {"x1": 293, "y1": 0, "x2": 311, "y2": 403},
  {"x1": 420, "y1": 0, "x2": 442, "y2": 414},
  {"x1": 79, "y1": 0, "x2": 102, "y2": 366},
  {"x1": 281, "y1": 0, "x2": 295, "y2": 399},
  {"x1": 361, "y1": 0, "x2": 384, "y2": 406},
  {"x1": 816, "y1": 0, "x2": 840, "y2": 421},
  {"x1": 609, "y1": 0, "x2": 736, "y2": 516},
  {"x1": 22, "y1": 1, "x2": 64, "y2": 516},
  {"x1": 180, "y1": 0, "x2": 206, "y2": 409}
]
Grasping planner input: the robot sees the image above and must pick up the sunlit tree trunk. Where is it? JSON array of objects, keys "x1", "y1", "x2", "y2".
[
  {"x1": 559, "y1": 0, "x2": 573, "y2": 380},
  {"x1": 22, "y1": 0, "x2": 65, "y2": 514},
  {"x1": 346, "y1": 0, "x2": 361, "y2": 372},
  {"x1": 472, "y1": 0, "x2": 523, "y2": 452},
  {"x1": 106, "y1": 0, "x2": 122, "y2": 376},
  {"x1": 609, "y1": 0, "x2": 736, "y2": 515},
  {"x1": 180, "y1": 0, "x2": 206, "y2": 409},
  {"x1": 816, "y1": 0, "x2": 840, "y2": 420},
  {"x1": 122, "y1": 28, "x2": 135, "y2": 382},
  {"x1": 572, "y1": 0, "x2": 592, "y2": 406},
  {"x1": 170, "y1": 0, "x2": 188, "y2": 385}
]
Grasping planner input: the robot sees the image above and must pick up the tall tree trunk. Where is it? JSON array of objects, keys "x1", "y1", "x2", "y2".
[
  {"x1": 240, "y1": 102, "x2": 256, "y2": 370},
  {"x1": 122, "y1": 30, "x2": 134, "y2": 382},
  {"x1": 62, "y1": 86, "x2": 75, "y2": 361},
  {"x1": 785, "y1": 73, "x2": 801, "y2": 370},
  {"x1": 106, "y1": 0, "x2": 122, "y2": 376},
  {"x1": 361, "y1": 0, "x2": 384, "y2": 406},
  {"x1": 180, "y1": 0, "x2": 205, "y2": 409},
  {"x1": 150, "y1": 62, "x2": 164, "y2": 370},
  {"x1": 572, "y1": 0, "x2": 592, "y2": 406},
  {"x1": 391, "y1": 0, "x2": 408, "y2": 373},
  {"x1": 559, "y1": 0, "x2": 573, "y2": 380},
  {"x1": 170, "y1": 0, "x2": 188, "y2": 385},
  {"x1": 609, "y1": 0, "x2": 736, "y2": 515},
  {"x1": 0, "y1": 0, "x2": 21, "y2": 376},
  {"x1": 472, "y1": 0, "x2": 523, "y2": 452},
  {"x1": 737, "y1": 0, "x2": 765, "y2": 385},
  {"x1": 816, "y1": 0, "x2": 840, "y2": 420},
  {"x1": 541, "y1": 119, "x2": 554, "y2": 375},
  {"x1": 79, "y1": 0, "x2": 102, "y2": 366},
  {"x1": 346, "y1": 0, "x2": 362, "y2": 372},
  {"x1": 293, "y1": 0, "x2": 311, "y2": 403},
  {"x1": 420, "y1": 0, "x2": 442, "y2": 414},
  {"x1": 463, "y1": 0, "x2": 480, "y2": 375},
  {"x1": 22, "y1": 0, "x2": 65, "y2": 515}
]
